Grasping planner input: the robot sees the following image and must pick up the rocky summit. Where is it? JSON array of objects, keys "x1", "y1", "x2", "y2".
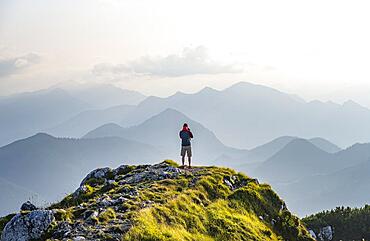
[{"x1": 0, "y1": 160, "x2": 314, "y2": 241}]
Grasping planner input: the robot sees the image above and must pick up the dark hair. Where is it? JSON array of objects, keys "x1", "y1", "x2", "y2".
[{"x1": 183, "y1": 123, "x2": 188, "y2": 127}]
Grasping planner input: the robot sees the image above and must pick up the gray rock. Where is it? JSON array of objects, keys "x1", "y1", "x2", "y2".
[
  {"x1": 189, "y1": 177, "x2": 199, "y2": 187},
  {"x1": 122, "y1": 165, "x2": 182, "y2": 184},
  {"x1": 85, "y1": 210, "x2": 99, "y2": 224},
  {"x1": 271, "y1": 218, "x2": 277, "y2": 225},
  {"x1": 113, "y1": 165, "x2": 132, "y2": 176},
  {"x1": 73, "y1": 236, "x2": 86, "y2": 241},
  {"x1": 118, "y1": 186, "x2": 138, "y2": 197},
  {"x1": 53, "y1": 221, "x2": 72, "y2": 239},
  {"x1": 120, "y1": 219, "x2": 132, "y2": 233},
  {"x1": 224, "y1": 178, "x2": 233, "y2": 189},
  {"x1": 318, "y1": 225, "x2": 334, "y2": 241},
  {"x1": 309, "y1": 229, "x2": 317, "y2": 239},
  {"x1": 1, "y1": 210, "x2": 54, "y2": 241},
  {"x1": 20, "y1": 201, "x2": 37, "y2": 211},
  {"x1": 73, "y1": 185, "x2": 89, "y2": 198},
  {"x1": 100, "y1": 198, "x2": 112, "y2": 207},
  {"x1": 80, "y1": 167, "x2": 112, "y2": 186},
  {"x1": 223, "y1": 175, "x2": 256, "y2": 191},
  {"x1": 140, "y1": 200, "x2": 154, "y2": 208}
]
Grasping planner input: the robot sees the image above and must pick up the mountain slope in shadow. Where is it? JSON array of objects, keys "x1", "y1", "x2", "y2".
[
  {"x1": 84, "y1": 108, "x2": 248, "y2": 165},
  {"x1": 0, "y1": 133, "x2": 163, "y2": 215},
  {"x1": 0, "y1": 89, "x2": 90, "y2": 147},
  {"x1": 47, "y1": 104, "x2": 136, "y2": 138}
]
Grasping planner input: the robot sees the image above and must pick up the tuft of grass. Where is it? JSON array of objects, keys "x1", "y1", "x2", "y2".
[
  {"x1": 53, "y1": 209, "x2": 74, "y2": 223},
  {"x1": 162, "y1": 159, "x2": 180, "y2": 167},
  {"x1": 51, "y1": 184, "x2": 99, "y2": 209},
  {"x1": 99, "y1": 208, "x2": 116, "y2": 223}
]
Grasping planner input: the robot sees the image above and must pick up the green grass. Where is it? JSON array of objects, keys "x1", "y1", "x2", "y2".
[
  {"x1": 99, "y1": 207, "x2": 116, "y2": 223},
  {"x1": 122, "y1": 164, "x2": 313, "y2": 241}
]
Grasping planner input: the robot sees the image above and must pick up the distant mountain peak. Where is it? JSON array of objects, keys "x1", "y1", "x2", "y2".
[
  {"x1": 222, "y1": 81, "x2": 302, "y2": 103},
  {"x1": 308, "y1": 100, "x2": 325, "y2": 105},
  {"x1": 83, "y1": 123, "x2": 124, "y2": 139},
  {"x1": 156, "y1": 108, "x2": 184, "y2": 117},
  {"x1": 287, "y1": 138, "x2": 317, "y2": 147},
  {"x1": 342, "y1": 99, "x2": 367, "y2": 110},
  {"x1": 137, "y1": 108, "x2": 192, "y2": 127},
  {"x1": 197, "y1": 86, "x2": 218, "y2": 94},
  {"x1": 224, "y1": 81, "x2": 280, "y2": 92},
  {"x1": 226, "y1": 81, "x2": 255, "y2": 89},
  {"x1": 99, "y1": 122, "x2": 123, "y2": 129},
  {"x1": 173, "y1": 91, "x2": 187, "y2": 96},
  {"x1": 32, "y1": 132, "x2": 55, "y2": 139},
  {"x1": 343, "y1": 99, "x2": 359, "y2": 106},
  {"x1": 273, "y1": 135, "x2": 298, "y2": 141},
  {"x1": 308, "y1": 137, "x2": 342, "y2": 153},
  {"x1": 277, "y1": 138, "x2": 330, "y2": 156}
]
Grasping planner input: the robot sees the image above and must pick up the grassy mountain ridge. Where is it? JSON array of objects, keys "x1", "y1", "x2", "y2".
[{"x1": 0, "y1": 160, "x2": 314, "y2": 241}]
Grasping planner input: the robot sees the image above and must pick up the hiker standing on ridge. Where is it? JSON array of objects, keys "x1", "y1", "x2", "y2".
[{"x1": 179, "y1": 123, "x2": 193, "y2": 167}]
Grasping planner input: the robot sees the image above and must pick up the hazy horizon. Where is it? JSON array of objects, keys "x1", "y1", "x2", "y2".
[
  {"x1": 1, "y1": 80, "x2": 369, "y2": 110},
  {"x1": 2, "y1": 0, "x2": 370, "y2": 108}
]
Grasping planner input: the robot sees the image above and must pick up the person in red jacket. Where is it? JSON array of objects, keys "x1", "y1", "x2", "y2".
[{"x1": 179, "y1": 123, "x2": 193, "y2": 167}]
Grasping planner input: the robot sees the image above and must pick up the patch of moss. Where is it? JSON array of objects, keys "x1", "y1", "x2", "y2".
[
  {"x1": 53, "y1": 209, "x2": 74, "y2": 222},
  {"x1": 99, "y1": 208, "x2": 116, "y2": 223},
  {"x1": 84, "y1": 177, "x2": 106, "y2": 187}
]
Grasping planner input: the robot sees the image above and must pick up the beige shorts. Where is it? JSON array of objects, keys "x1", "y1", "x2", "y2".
[{"x1": 181, "y1": 145, "x2": 192, "y2": 157}]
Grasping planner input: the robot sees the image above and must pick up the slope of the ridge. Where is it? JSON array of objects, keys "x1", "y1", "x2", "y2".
[{"x1": 308, "y1": 137, "x2": 342, "y2": 153}]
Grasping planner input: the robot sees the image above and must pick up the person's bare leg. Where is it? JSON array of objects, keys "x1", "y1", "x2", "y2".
[
  {"x1": 182, "y1": 155, "x2": 185, "y2": 167},
  {"x1": 188, "y1": 156, "x2": 191, "y2": 168}
]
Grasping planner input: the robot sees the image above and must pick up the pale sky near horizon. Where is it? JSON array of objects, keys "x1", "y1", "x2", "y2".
[{"x1": 1, "y1": 0, "x2": 370, "y2": 106}]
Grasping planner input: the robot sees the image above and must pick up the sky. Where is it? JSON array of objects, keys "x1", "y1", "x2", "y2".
[{"x1": 1, "y1": 0, "x2": 370, "y2": 106}]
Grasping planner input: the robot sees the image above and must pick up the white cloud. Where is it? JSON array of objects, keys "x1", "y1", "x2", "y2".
[
  {"x1": 92, "y1": 46, "x2": 242, "y2": 77},
  {"x1": 0, "y1": 53, "x2": 41, "y2": 77}
]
